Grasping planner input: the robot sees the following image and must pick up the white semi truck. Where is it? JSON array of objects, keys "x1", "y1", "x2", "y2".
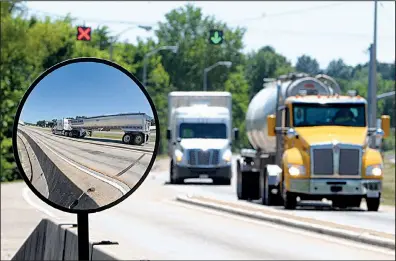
[
  {"x1": 166, "y1": 91, "x2": 239, "y2": 185},
  {"x1": 52, "y1": 113, "x2": 152, "y2": 145}
]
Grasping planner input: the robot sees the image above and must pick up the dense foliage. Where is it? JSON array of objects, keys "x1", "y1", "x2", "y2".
[{"x1": 1, "y1": 2, "x2": 395, "y2": 181}]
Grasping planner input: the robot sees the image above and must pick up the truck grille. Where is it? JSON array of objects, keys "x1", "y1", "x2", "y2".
[
  {"x1": 188, "y1": 149, "x2": 220, "y2": 166},
  {"x1": 312, "y1": 146, "x2": 361, "y2": 176},
  {"x1": 339, "y1": 149, "x2": 360, "y2": 175},
  {"x1": 313, "y1": 149, "x2": 334, "y2": 175}
]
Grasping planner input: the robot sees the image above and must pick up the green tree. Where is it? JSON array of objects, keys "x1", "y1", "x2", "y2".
[
  {"x1": 245, "y1": 46, "x2": 294, "y2": 98},
  {"x1": 295, "y1": 55, "x2": 320, "y2": 75},
  {"x1": 224, "y1": 65, "x2": 250, "y2": 150}
]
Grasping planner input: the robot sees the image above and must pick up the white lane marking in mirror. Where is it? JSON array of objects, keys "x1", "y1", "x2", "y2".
[
  {"x1": 22, "y1": 187, "x2": 57, "y2": 219},
  {"x1": 28, "y1": 130, "x2": 128, "y2": 195}
]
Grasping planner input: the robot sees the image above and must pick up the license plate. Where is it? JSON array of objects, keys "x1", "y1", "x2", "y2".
[
  {"x1": 367, "y1": 190, "x2": 379, "y2": 198},
  {"x1": 199, "y1": 174, "x2": 209, "y2": 178}
]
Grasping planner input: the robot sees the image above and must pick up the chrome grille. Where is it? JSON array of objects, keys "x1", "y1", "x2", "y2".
[
  {"x1": 311, "y1": 144, "x2": 362, "y2": 176},
  {"x1": 313, "y1": 149, "x2": 333, "y2": 175},
  {"x1": 187, "y1": 149, "x2": 220, "y2": 166},
  {"x1": 339, "y1": 149, "x2": 360, "y2": 175}
]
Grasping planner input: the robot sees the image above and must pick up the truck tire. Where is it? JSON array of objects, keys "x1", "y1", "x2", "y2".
[
  {"x1": 213, "y1": 177, "x2": 231, "y2": 185},
  {"x1": 122, "y1": 134, "x2": 132, "y2": 144},
  {"x1": 236, "y1": 162, "x2": 248, "y2": 200},
  {"x1": 282, "y1": 180, "x2": 297, "y2": 209},
  {"x1": 259, "y1": 169, "x2": 281, "y2": 206},
  {"x1": 132, "y1": 134, "x2": 144, "y2": 146},
  {"x1": 169, "y1": 161, "x2": 184, "y2": 184},
  {"x1": 366, "y1": 197, "x2": 380, "y2": 211},
  {"x1": 69, "y1": 131, "x2": 73, "y2": 137}
]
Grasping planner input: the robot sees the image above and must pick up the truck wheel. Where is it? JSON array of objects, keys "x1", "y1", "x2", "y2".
[
  {"x1": 366, "y1": 197, "x2": 380, "y2": 212},
  {"x1": 236, "y1": 162, "x2": 248, "y2": 200},
  {"x1": 133, "y1": 134, "x2": 144, "y2": 146},
  {"x1": 213, "y1": 177, "x2": 231, "y2": 185},
  {"x1": 69, "y1": 131, "x2": 73, "y2": 137},
  {"x1": 169, "y1": 161, "x2": 184, "y2": 184},
  {"x1": 122, "y1": 134, "x2": 132, "y2": 144},
  {"x1": 282, "y1": 181, "x2": 297, "y2": 210}
]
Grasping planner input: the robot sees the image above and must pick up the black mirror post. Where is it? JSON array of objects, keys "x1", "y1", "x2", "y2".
[{"x1": 77, "y1": 213, "x2": 90, "y2": 261}]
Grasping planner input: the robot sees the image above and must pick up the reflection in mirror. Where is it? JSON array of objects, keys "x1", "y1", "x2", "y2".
[{"x1": 15, "y1": 61, "x2": 156, "y2": 211}]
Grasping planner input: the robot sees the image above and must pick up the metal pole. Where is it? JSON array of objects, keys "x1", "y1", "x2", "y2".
[
  {"x1": 203, "y1": 69, "x2": 208, "y2": 91},
  {"x1": 109, "y1": 42, "x2": 114, "y2": 61},
  {"x1": 367, "y1": 44, "x2": 373, "y2": 127},
  {"x1": 77, "y1": 213, "x2": 89, "y2": 261},
  {"x1": 143, "y1": 55, "x2": 148, "y2": 87},
  {"x1": 370, "y1": 0, "x2": 378, "y2": 129}
]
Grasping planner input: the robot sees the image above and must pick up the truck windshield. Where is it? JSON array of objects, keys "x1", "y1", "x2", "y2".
[
  {"x1": 293, "y1": 103, "x2": 366, "y2": 127},
  {"x1": 179, "y1": 123, "x2": 227, "y2": 139}
]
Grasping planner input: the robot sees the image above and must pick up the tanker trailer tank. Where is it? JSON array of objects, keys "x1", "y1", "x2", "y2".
[{"x1": 69, "y1": 113, "x2": 152, "y2": 145}]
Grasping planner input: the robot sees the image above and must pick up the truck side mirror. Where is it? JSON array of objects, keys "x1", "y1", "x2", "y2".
[
  {"x1": 233, "y1": 128, "x2": 239, "y2": 141},
  {"x1": 267, "y1": 114, "x2": 276, "y2": 137},
  {"x1": 166, "y1": 129, "x2": 171, "y2": 140},
  {"x1": 381, "y1": 115, "x2": 390, "y2": 138}
]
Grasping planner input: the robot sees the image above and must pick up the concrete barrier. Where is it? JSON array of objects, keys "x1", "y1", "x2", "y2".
[
  {"x1": 176, "y1": 195, "x2": 395, "y2": 250},
  {"x1": 18, "y1": 128, "x2": 99, "y2": 210},
  {"x1": 12, "y1": 218, "x2": 119, "y2": 260}
]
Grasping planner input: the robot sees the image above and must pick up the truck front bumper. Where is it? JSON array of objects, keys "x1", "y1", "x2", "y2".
[
  {"x1": 174, "y1": 165, "x2": 232, "y2": 180},
  {"x1": 288, "y1": 178, "x2": 381, "y2": 198}
]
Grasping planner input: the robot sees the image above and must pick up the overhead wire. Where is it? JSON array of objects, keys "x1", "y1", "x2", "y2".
[{"x1": 22, "y1": 3, "x2": 394, "y2": 40}]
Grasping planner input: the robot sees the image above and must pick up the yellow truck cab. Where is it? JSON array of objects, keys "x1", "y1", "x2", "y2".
[{"x1": 236, "y1": 73, "x2": 390, "y2": 211}]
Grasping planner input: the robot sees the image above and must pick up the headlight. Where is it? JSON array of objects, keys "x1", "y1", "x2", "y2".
[
  {"x1": 288, "y1": 164, "x2": 306, "y2": 176},
  {"x1": 222, "y1": 149, "x2": 232, "y2": 162},
  {"x1": 366, "y1": 165, "x2": 383, "y2": 176},
  {"x1": 175, "y1": 149, "x2": 183, "y2": 162}
]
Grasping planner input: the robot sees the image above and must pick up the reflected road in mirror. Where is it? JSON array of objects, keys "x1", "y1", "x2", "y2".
[{"x1": 16, "y1": 123, "x2": 154, "y2": 210}]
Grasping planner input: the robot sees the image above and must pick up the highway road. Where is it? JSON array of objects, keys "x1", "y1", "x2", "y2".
[
  {"x1": 5, "y1": 128, "x2": 394, "y2": 259},
  {"x1": 2, "y1": 175, "x2": 394, "y2": 260},
  {"x1": 151, "y1": 157, "x2": 395, "y2": 235},
  {"x1": 16, "y1": 125, "x2": 154, "y2": 210}
]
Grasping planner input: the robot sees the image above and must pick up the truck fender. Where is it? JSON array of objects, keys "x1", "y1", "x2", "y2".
[{"x1": 266, "y1": 164, "x2": 282, "y2": 186}]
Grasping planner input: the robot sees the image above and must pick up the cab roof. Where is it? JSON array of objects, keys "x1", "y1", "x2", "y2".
[{"x1": 285, "y1": 95, "x2": 367, "y2": 105}]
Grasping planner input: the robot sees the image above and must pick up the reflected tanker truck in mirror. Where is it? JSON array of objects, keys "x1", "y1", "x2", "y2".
[
  {"x1": 236, "y1": 73, "x2": 390, "y2": 211},
  {"x1": 52, "y1": 113, "x2": 152, "y2": 145}
]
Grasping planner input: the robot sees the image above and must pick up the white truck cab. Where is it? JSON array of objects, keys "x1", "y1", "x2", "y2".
[{"x1": 167, "y1": 92, "x2": 239, "y2": 185}]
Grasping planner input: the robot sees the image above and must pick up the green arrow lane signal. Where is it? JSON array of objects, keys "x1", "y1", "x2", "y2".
[{"x1": 209, "y1": 29, "x2": 223, "y2": 45}]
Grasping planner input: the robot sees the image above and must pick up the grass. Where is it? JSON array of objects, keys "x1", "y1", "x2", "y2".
[{"x1": 382, "y1": 149, "x2": 395, "y2": 206}]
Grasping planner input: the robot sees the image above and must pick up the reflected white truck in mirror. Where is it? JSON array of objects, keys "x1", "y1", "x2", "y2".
[
  {"x1": 52, "y1": 113, "x2": 152, "y2": 145},
  {"x1": 166, "y1": 91, "x2": 239, "y2": 185}
]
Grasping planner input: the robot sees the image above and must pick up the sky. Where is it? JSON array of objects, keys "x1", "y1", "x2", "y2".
[
  {"x1": 24, "y1": 1, "x2": 395, "y2": 68},
  {"x1": 20, "y1": 61, "x2": 153, "y2": 123}
]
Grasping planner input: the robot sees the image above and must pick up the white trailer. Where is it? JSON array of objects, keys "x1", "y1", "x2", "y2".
[
  {"x1": 53, "y1": 113, "x2": 152, "y2": 145},
  {"x1": 166, "y1": 91, "x2": 239, "y2": 185}
]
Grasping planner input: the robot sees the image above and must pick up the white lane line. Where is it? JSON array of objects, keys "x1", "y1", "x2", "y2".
[
  {"x1": 165, "y1": 199, "x2": 395, "y2": 256},
  {"x1": 26, "y1": 129, "x2": 128, "y2": 195},
  {"x1": 22, "y1": 187, "x2": 58, "y2": 219}
]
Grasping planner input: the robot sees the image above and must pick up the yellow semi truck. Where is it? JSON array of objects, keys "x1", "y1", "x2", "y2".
[{"x1": 236, "y1": 73, "x2": 390, "y2": 211}]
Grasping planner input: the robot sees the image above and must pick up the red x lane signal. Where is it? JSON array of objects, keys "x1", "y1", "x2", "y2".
[{"x1": 77, "y1": 26, "x2": 91, "y2": 41}]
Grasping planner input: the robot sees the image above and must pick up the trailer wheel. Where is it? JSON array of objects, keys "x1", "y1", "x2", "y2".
[
  {"x1": 122, "y1": 133, "x2": 132, "y2": 144},
  {"x1": 133, "y1": 134, "x2": 144, "y2": 146},
  {"x1": 366, "y1": 196, "x2": 380, "y2": 212}
]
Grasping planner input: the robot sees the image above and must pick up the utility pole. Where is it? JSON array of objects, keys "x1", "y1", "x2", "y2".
[{"x1": 369, "y1": 0, "x2": 378, "y2": 129}]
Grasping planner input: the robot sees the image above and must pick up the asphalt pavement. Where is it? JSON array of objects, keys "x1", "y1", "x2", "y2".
[
  {"x1": 2, "y1": 180, "x2": 394, "y2": 260},
  {"x1": 151, "y1": 157, "x2": 395, "y2": 235},
  {"x1": 3, "y1": 133, "x2": 395, "y2": 259},
  {"x1": 15, "y1": 126, "x2": 154, "y2": 210}
]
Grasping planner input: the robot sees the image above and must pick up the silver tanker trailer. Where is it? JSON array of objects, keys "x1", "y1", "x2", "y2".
[{"x1": 53, "y1": 113, "x2": 152, "y2": 145}]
